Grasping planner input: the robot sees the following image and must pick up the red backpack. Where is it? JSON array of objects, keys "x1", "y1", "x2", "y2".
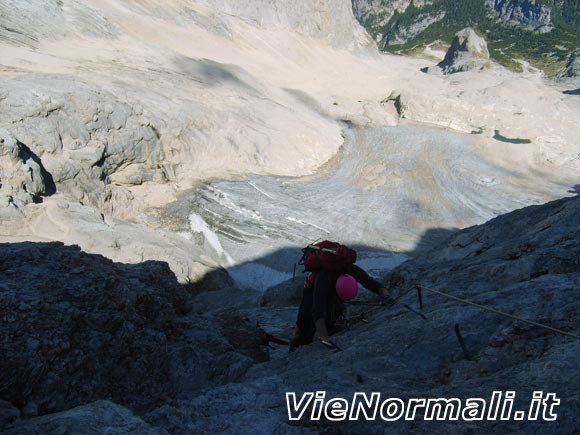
[{"x1": 299, "y1": 240, "x2": 357, "y2": 273}]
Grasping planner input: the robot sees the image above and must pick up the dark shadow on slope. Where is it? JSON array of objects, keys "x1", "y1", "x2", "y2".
[
  {"x1": 568, "y1": 184, "x2": 580, "y2": 195},
  {"x1": 0, "y1": 241, "x2": 266, "y2": 421},
  {"x1": 562, "y1": 88, "x2": 580, "y2": 95},
  {"x1": 174, "y1": 55, "x2": 259, "y2": 93},
  {"x1": 283, "y1": 88, "x2": 330, "y2": 119}
]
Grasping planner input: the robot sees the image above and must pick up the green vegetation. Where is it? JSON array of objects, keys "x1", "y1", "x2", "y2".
[{"x1": 357, "y1": 0, "x2": 580, "y2": 76}]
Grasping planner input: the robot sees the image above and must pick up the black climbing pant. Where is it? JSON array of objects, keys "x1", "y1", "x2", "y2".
[
  {"x1": 295, "y1": 270, "x2": 344, "y2": 345},
  {"x1": 293, "y1": 264, "x2": 383, "y2": 346}
]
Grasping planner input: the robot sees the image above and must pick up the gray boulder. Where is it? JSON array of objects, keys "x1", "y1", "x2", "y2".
[{"x1": 437, "y1": 27, "x2": 490, "y2": 74}]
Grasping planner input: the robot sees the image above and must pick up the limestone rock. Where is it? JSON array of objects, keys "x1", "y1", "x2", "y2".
[
  {"x1": 352, "y1": 0, "x2": 441, "y2": 48},
  {"x1": 0, "y1": 0, "x2": 118, "y2": 47},
  {"x1": 0, "y1": 0, "x2": 67, "y2": 47},
  {"x1": 390, "y1": 195, "x2": 580, "y2": 289},
  {"x1": 0, "y1": 128, "x2": 54, "y2": 206},
  {"x1": 0, "y1": 81, "x2": 162, "y2": 216},
  {"x1": 382, "y1": 90, "x2": 410, "y2": 118},
  {"x1": 200, "y1": 0, "x2": 375, "y2": 53},
  {"x1": 437, "y1": 27, "x2": 490, "y2": 74},
  {"x1": 352, "y1": 0, "x2": 413, "y2": 31}
]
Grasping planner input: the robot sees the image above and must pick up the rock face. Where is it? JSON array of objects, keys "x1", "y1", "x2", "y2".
[
  {"x1": 0, "y1": 0, "x2": 372, "y2": 52},
  {"x1": 437, "y1": 28, "x2": 490, "y2": 74},
  {"x1": 0, "y1": 402, "x2": 19, "y2": 429},
  {"x1": 0, "y1": 0, "x2": 362, "y2": 222},
  {"x1": 200, "y1": 0, "x2": 375, "y2": 52},
  {"x1": 0, "y1": 128, "x2": 54, "y2": 206},
  {"x1": 0, "y1": 81, "x2": 163, "y2": 215},
  {"x1": 352, "y1": 0, "x2": 413, "y2": 29},
  {"x1": 1, "y1": 3, "x2": 580, "y2": 432},
  {"x1": 0, "y1": 242, "x2": 267, "y2": 423},
  {"x1": 0, "y1": 0, "x2": 374, "y2": 286},
  {"x1": 387, "y1": 195, "x2": 580, "y2": 295},
  {"x1": 354, "y1": 0, "x2": 555, "y2": 38},
  {"x1": 352, "y1": 0, "x2": 441, "y2": 48},
  {"x1": 0, "y1": 0, "x2": 118, "y2": 46},
  {"x1": 485, "y1": 0, "x2": 553, "y2": 33},
  {"x1": 261, "y1": 279, "x2": 303, "y2": 308},
  {"x1": 383, "y1": 11, "x2": 445, "y2": 46},
  {"x1": 1, "y1": 184, "x2": 580, "y2": 434}
]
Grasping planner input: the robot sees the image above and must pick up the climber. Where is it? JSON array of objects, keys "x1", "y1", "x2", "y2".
[{"x1": 290, "y1": 241, "x2": 391, "y2": 350}]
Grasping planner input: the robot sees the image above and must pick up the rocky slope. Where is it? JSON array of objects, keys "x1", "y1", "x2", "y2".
[
  {"x1": 3, "y1": 195, "x2": 578, "y2": 434},
  {"x1": 156, "y1": 195, "x2": 580, "y2": 434},
  {"x1": 1, "y1": 0, "x2": 579, "y2": 287}
]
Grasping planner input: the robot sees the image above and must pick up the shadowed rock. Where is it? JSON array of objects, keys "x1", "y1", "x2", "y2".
[{"x1": 0, "y1": 242, "x2": 267, "y2": 424}]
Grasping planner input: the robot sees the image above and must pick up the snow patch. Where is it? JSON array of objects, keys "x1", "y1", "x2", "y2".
[{"x1": 189, "y1": 212, "x2": 234, "y2": 266}]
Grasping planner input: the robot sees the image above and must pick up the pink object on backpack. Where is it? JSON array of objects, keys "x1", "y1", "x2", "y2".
[{"x1": 335, "y1": 274, "x2": 358, "y2": 300}]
